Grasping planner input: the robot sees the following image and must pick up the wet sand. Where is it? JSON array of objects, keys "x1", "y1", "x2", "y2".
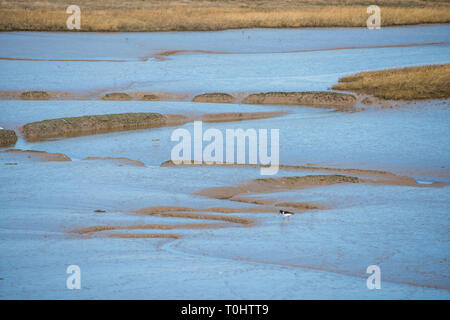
[
  {"x1": 190, "y1": 166, "x2": 446, "y2": 200},
  {"x1": 71, "y1": 205, "x2": 258, "y2": 239},
  {"x1": 66, "y1": 164, "x2": 446, "y2": 243},
  {"x1": 150, "y1": 42, "x2": 449, "y2": 60},
  {"x1": 1, "y1": 149, "x2": 71, "y2": 161},
  {"x1": 106, "y1": 233, "x2": 182, "y2": 239},
  {"x1": 0, "y1": 57, "x2": 126, "y2": 62},
  {"x1": 161, "y1": 160, "x2": 404, "y2": 178},
  {"x1": 83, "y1": 157, "x2": 146, "y2": 167},
  {"x1": 135, "y1": 208, "x2": 255, "y2": 225},
  {"x1": 73, "y1": 223, "x2": 227, "y2": 234}
]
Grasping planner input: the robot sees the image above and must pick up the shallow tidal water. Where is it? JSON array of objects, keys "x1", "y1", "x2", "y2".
[{"x1": 0, "y1": 26, "x2": 449, "y2": 299}]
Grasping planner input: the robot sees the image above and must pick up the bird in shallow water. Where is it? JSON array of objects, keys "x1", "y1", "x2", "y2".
[{"x1": 279, "y1": 209, "x2": 294, "y2": 221}]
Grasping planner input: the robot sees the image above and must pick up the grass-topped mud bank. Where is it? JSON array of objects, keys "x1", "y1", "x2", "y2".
[
  {"x1": 242, "y1": 91, "x2": 356, "y2": 110},
  {"x1": 0, "y1": 129, "x2": 18, "y2": 147},
  {"x1": 193, "y1": 93, "x2": 235, "y2": 103},
  {"x1": 21, "y1": 113, "x2": 173, "y2": 141},
  {"x1": 333, "y1": 64, "x2": 450, "y2": 100},
  {"x1": 18, "y1": 111, "x2": 286, "y2": 141}
]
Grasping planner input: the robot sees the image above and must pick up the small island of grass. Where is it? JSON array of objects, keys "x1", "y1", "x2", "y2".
[{"x1": 332, "y1": 64, "x2": 450, "y2": 100}]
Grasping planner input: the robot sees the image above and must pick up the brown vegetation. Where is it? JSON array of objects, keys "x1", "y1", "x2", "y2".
[
  {"x1": 1, "y1": 1, "x2": 449, "y2": 31},
  {"x1": 0, "y1": 130, "x2": 18, "y2": 147},
  {"x1": 332, "y1": 64, "x2": 450, "y2": 100},
  {"x1": 141, "y1": 94, "x2": 160, "y2": 101}
]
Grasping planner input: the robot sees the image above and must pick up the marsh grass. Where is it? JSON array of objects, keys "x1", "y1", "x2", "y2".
[
  {"x1": 1, "y1": 2, "x2": 449, "y2": 31},
  {"x1": 332, "y1": 64, "x2": 450, "y2": 100}
]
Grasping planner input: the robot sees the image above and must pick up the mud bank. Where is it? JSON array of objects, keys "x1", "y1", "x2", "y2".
[
  {"x1": 152, "y1": 50, "x2": 228, "y2": 61},
  {"x1": 102, "y1": 92, "x2": 132, "y2": 101},
  {"x1": 275, "y1": 202, "x2": 326, "y2": 210},
  {"x1": 136, "y1": 208, "x2": 255, "y2": 225},
  {"x1": 0, "y1": 89, "x2": 411, "y2": 112},
  {"x1": 193, "y1": 93, "x2": 235, "y2": 103},
  {"x1": 72, "y1": 222, "x2": 227, "y2": 235},
  {"x1": 0, "y1": 90, "x2": 356, "y2": 111},
  {"x1": 0, "y1": 90, "x2": 74, "y2": 100},
  {"x1": 0, "y1": 129, "x2": 18, "y2": 147},
  {"x1": 106, "y1": 233, "x2": 182, "y2": 239},
  {"x1": 197, "y1": 175, "x2": 362, "y2": 199},
  {"x1": 135, "y1": 205, "x2": 273, "y2": 215},
  {"x1": 71, "y1": 205, "x2": 260, "y2": 239},
  {"x1": 21, "y1": 113, "x2": 182, "y2": 141},
  {"x1": 161, "y1": 161, "x2": 393, "y2": 177},
  {"x1": 141, "y1": 94, "x2": 160, "y2": 101},
  {"x1": 201, "y1": 111, "x2": 287, "y2": 123},
  {"x1": 242, "y1": 91, "x2": 356, "y2": 110},
  {"x1": 196, "y1": 172, "x2": 445, "y2": 200},
  {"x1": 20, "y1": 91, "x2": 50, "y2": 100},
  {"x1": 20, "y1": 111, "x2": 285, "y2": 141},
  {"x1": 1, "y1": 149, "x2": 71, "y2": 161}
]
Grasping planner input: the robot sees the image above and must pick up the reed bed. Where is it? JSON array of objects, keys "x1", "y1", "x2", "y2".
[{"x1": 1, "y1": 5, "x2": 449, "y2": 31}]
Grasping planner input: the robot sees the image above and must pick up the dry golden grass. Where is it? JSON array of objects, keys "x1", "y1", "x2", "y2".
[
  {"x1": 332, "y1": 64, "x2": 450, "y2": 100},
  {"x1": 3, "y1": 1, "x2": 449, "y2": 10},
  {"x1": 0, "y1": 2, "x2": 449, "y2": 31}
]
